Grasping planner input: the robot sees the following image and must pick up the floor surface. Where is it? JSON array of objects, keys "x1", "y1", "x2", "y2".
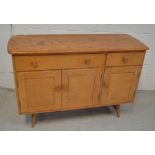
[{"x1": 0, "y1": 88, "x2": 155, "y2": 130}]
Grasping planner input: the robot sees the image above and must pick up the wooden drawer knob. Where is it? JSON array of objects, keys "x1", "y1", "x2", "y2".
[
  {"x1": 122, "y1": 57, "x2": 128, "y2": 64},
  {"x1": 84, "y1": 59, "x2": 91, "y2": 65},
  {"x1": 30, "y1": 62, "x2": 38, "y2": 68}
]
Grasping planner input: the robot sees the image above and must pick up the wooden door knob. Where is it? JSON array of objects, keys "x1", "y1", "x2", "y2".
[
  {"x1": 30, "y1": 62, "x2": 38, "y2": 68},
  {"x1": 84, "y1": 59, "x2": 91, "y2": 65},
  {"x1": 122, "y1": 57, "x2": 128, "y2": 64}
]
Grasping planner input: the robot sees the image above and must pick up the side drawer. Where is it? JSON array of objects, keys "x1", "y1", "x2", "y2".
[
  {"x1": 14, "y1": 54, "x2": 106, "y2": 71},
  {"x1": 106, "y1": 52, "x2": 145, "y2": 66}
]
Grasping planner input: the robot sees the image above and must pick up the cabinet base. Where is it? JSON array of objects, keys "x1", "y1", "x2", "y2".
[{"x1": 30, "y1": 105, "x2": 120, "y2": 127}]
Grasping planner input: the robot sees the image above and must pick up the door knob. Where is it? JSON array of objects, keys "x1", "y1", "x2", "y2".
[
  {"x1": 30, "y1": 62, "x2": 38, "y2": 68},
  {"x1": 122, "y1": 57, "x2": 128, "y2": 64},
  {"x1": 84, "y1": 59, "x2": 91, "y2": 65}
]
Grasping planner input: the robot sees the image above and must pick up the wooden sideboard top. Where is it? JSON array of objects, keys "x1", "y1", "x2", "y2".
[{"x1": 8, "y1": 34, "x2": 149, "y2": 55}]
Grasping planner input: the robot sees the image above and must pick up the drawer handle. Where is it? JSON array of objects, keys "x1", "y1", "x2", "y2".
[
  {"x1": 54, "y1": 85, "x2": 61, "y2": 91},
  {"x1": 84, "y1": 59, "x2": 91, "y2": 65},
  {"x1": 30, "y1": 62, "x2": 38, "y2": 68},
  {"x1": 122, "y1": 57, "x2": 128, "y2": 64}
]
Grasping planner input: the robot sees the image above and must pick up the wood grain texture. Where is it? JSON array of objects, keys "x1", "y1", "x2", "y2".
[
  {"x1": 101, "y1": 66, "x2": 141, "y2": 105},
  {"x1": 14, "y1": 54, "x2": 106, "y2": 71},
  {"x1": 17, "y1": 70, "x2": 62, "y2": 113},
  {"x1": 62, "y1": 68, "x2": 102, "y2": 109},
  {"x1": 8, "y1": 34, "x2": 148, "y2": 127},
  {"x1": 8, "y1": 34, "x2": 149, "y2": 55},
  {"x1": 106, "y1": 52, "x2": 145, "y2": 66}
]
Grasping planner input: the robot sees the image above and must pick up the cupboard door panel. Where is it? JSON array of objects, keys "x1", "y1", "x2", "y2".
[
  {"x1": 17, "y1": 70, "x2": 61, "y2": 113},
  {"x1": 62, "y1": 68, "x2": 101, "y2": 109},
  {"x1": 101, "y1": 66, "x2": 141, "y2": 105}
]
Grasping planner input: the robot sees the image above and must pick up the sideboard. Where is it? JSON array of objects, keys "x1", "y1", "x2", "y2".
[{"x1": 8, "y1": 34, "x2": 149, "y2": 127}]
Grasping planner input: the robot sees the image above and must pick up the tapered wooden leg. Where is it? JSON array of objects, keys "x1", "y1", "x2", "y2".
[
  {"x1": 31, "y1": 114, "x2": 36, "y2": 128},
  {"x1": 113, "y1": 105, "x2": 120, "y2": 117}
]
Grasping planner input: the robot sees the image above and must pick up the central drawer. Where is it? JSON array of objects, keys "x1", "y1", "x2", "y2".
[{"x1": 14, "y1": 54, "x2": 106, "y2": 71}]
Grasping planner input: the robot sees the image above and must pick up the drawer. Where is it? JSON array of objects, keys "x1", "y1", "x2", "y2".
[
  {"x1": 106, "y1": 52, "x2": 145, "y2": 66},
  {"x1": 14, "y1": 54, "x2": 106, "y2": 71}
]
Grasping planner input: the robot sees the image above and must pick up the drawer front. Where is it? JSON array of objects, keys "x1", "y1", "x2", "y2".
[
  {"x1": 14, "y1": 54, "x2": 106, "y2": 71},
  {"x1": 106, "y1": 52, "x2": 145, "y2": 66}
]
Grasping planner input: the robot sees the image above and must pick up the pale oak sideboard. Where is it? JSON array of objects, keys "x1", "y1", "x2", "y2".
[{"x1": 8, "y1": 34, "x2": 149, "y2": 127}]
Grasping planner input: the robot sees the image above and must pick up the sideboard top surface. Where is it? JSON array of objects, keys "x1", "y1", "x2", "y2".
[{"x1": 8, "y1": 34, "x2": 149, "y2": 55}]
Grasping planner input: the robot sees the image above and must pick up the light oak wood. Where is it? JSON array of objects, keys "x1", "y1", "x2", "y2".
[
  {"x1": 62, "y1": 68, "x2": 101, "y2": 109},
  {"x1": 101, "y1": 66, "x2": 141, "y2": 105},
  {"x1": 14, "y1": 54, "x2": 105, "y2": 71},
  {"x1": 31, "y1": 114, "x2": 36, "y2": 128},
  {"x1": 113, "y1": 105, "x2": 120, "y2": 117},
  {"x1": 17, "y1": 70, "x2": 61, "y2": 113},
  {"x1": 106, "y1": 52, "x2": 145, "y2": 66},
  {"x1": 8, "y1": 34, "x2": 148, "y2": 55},
  {"x1": 8, "y1": 34, "x2": 148, "y2": 127}
]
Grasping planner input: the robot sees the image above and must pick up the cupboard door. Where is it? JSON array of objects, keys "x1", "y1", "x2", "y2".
[
  {"x1": 17, "y1": 70, "x2": 61, "y2": 113},
  {"x1": 62, "y1": 68, "x2": 101, "y2": 109},
  {"x1": 101, "y1": 66, "x2": 141, "y2": 105}
]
